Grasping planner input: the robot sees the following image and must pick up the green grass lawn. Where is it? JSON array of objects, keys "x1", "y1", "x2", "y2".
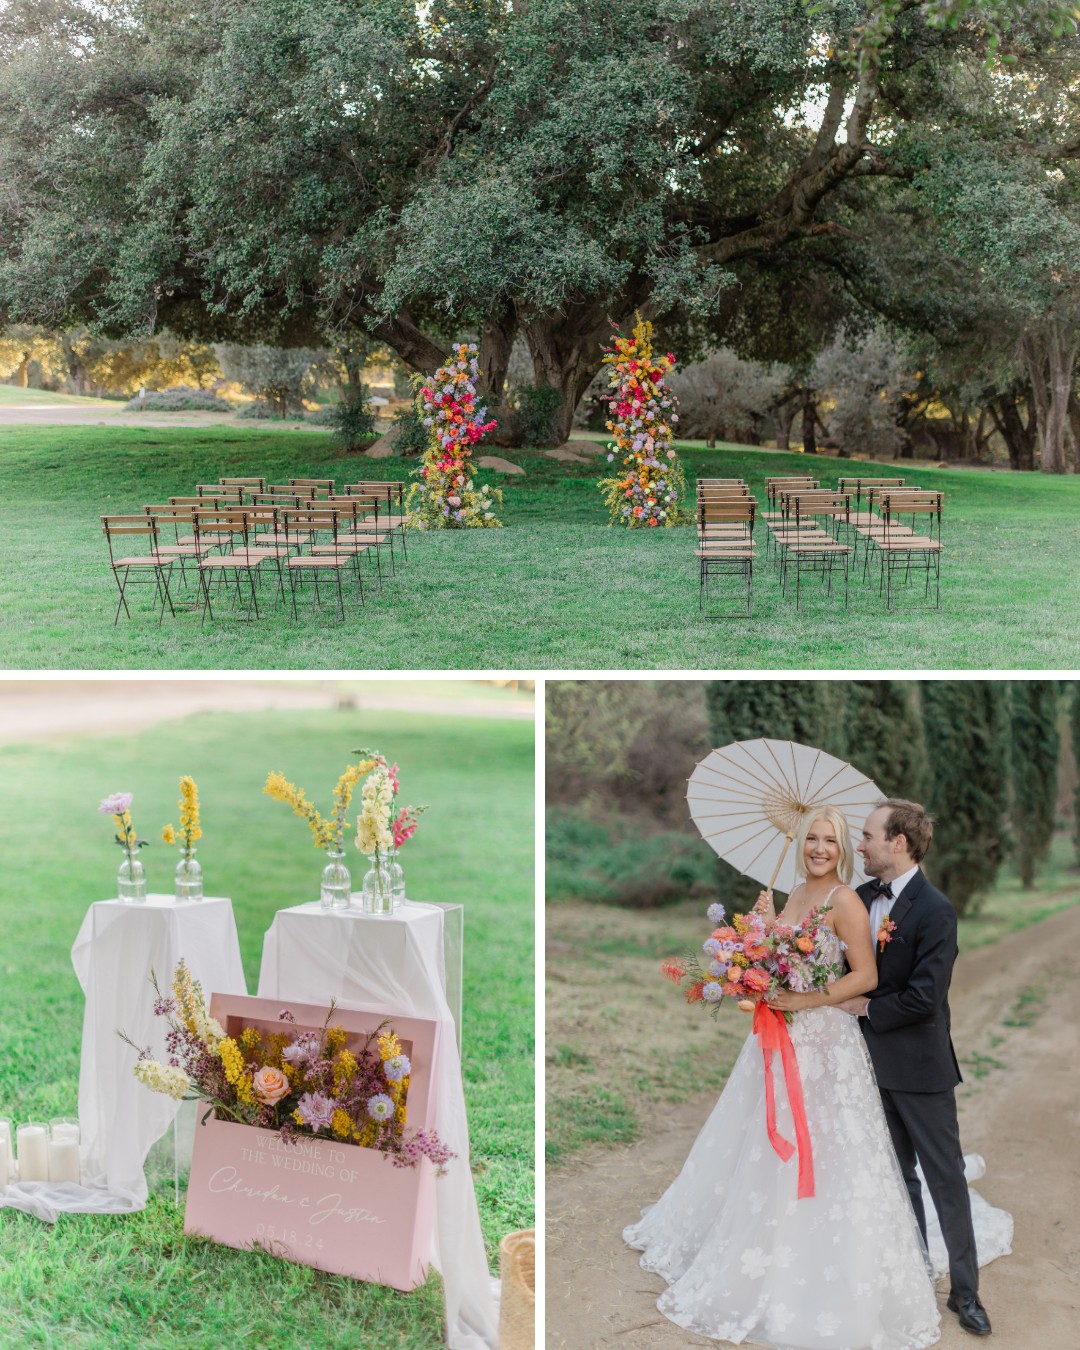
[
  {"x1": 0, "y1": 705, "x2": 534, "y2": 1348},
  {"x1": 1, "y1": 424, "x2": 1078, "y2": 669},
  {"x1": 0, "y1": 385, "x2": 107, "y2": 406}
]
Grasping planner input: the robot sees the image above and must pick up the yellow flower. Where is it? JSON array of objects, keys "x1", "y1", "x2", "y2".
[
  {"x1": 378, "y1": 1029, "x2": 402, "y2": 1061},
  {"x1": 240, "y1": 1026, "x2": 262, "y2": 1054},
  {"x1": 219, "y1": 1037, "x2": 244, "y2": 1085},
  {"x1": 178, "y1": 775, "x2": 202, "y2": 845},
  {"x1": 235, "y1": 1074, "x2": 254, "y2": 1105},
  {"x1": 326, "y1": 1025, "x2": 347, "y2": 1055},
  {"x1": 162, "y1": 824, "x2": 176, "y2": 845},
  {"x1": 334, "y1": 1049, "x2": 358, "y2": 1088},
  {"x1": 331, "y1": 1109, "x2": 353, "y2": 1140}
]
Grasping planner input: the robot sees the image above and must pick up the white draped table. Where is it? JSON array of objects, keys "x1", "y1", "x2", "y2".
[
  {"x1": 257, "y1": 901, "x2": 497, "y2": 1350},
  {"x1": 66, "y1": 895, "x2": 246, "y2": 1214}
]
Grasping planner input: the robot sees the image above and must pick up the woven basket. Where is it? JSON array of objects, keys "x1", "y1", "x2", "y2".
[{"x1": 498, "y1": 1228, "x2": 536, "y2": 1350}]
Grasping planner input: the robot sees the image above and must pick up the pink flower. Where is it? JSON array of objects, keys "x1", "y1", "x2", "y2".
[
  {"x1": 447, "y1": 495, "x2": 461, "y2": 507},
  {"x1": 393, "y1": 806, "x2": 420, "y2": 849},
  {"x1": 743, "y1": 968, "x2": 771, "y2": 993},
  {"x1": 388, "y1": 762, "x2": 400, "y2": 794}
]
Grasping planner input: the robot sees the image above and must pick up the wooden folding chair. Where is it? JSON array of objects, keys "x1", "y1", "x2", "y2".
[
  {"x1": 143, "y1": 505, "x2": 215, "y2": 592},
  {"x1": 101, "y1": 516, "x2": 176, "y2": 625},
  {"x1": 344, "y1": 481, "x2": 408, "y2": 563},
  {"x1": 875, "y1": 491, "x2": 944, "y2": 610},
  {"x1": 773, "y1": 492, "x2": 853, "y2": 610},
  {"x1": 193, "y1": 508, "x2": 271, "y2": 622},
  {"x1": 695, "y1": 499, "x2": 757, "y2": 617},
  {"x1": 283, "y1": 508, "x2": 354, "y2": 621},
  {"x1": 289, "y1": 478, "x2": 336, "y2": 498},
  {"x1": 220, "y1": 477, "x2": 268, "y2": 495}
]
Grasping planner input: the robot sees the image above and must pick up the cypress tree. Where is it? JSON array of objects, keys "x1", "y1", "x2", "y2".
[
  {"x1": 1010, "y1": 681, "x2": 1060, "y2": 888},
  {"x1": 921, "y1": 681, "x2": 1009, "y2": 915},
  {"x1": 843, "y1": 681, "x2": 927, "y2": 800},
  {"x1": 703, "y1": 681, "x2": 848, "y2": 906}
]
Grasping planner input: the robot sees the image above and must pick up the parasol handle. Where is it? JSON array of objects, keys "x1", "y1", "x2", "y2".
[{"x1": 763, "y1": 833, "x2": 796, "y2": 896}]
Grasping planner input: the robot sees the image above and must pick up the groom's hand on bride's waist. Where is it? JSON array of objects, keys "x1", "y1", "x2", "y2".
[{"x1": 834, "y1": 996, "x2": 871, "y2": 1018}]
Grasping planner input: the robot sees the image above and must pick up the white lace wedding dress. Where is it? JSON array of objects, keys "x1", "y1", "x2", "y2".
[{"x1": 625, "y1": 925, "x2": 942, "y2": 1350}]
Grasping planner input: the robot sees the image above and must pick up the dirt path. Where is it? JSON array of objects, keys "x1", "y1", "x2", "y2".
[
  {"x1": 547, "y1": 904, "x2": 1080, "y2": 1349},
  {"x1": 0, "y1": 679, "x2": 533, "y2": 744}
]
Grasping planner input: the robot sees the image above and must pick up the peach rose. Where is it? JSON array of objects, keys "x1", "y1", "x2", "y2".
[
  {"x1": 796, "y1": 936, "x2": 815, "y2": 954},
  {"x1": 253, "y1": 1065, "x2": 290, "y2": 1106},
  {"x1": 743, "y1": 968, "x2": 770, "y2": 993},
  {"x1": 726, "y1": 966, "x2": 743, "y2": 982}
]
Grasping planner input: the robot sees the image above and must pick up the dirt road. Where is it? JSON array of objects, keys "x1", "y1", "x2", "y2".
[
  {"x1": 547, "y1": 904, "x2": 1080, "y2": 1349},
  {"x1": 0, "y1": 679, "x2": 533, "y2": 744}
]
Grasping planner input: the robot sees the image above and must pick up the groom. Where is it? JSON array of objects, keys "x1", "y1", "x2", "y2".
[{"x1": 836, "y1": 799, "x2": 991, "y2": 1338}]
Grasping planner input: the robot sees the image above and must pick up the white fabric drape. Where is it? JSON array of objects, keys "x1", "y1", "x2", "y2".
[
  {"x1": 0, "y1": 896, "x2": 247, "y2": 1225},
  {"x1": 258, "y1": 901, "x2": 498, "y2": 1350}
]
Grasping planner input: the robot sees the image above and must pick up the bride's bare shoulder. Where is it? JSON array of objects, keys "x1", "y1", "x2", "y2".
[{"x1": 829, "y1": 885, "x2": 864, "y2": 911}]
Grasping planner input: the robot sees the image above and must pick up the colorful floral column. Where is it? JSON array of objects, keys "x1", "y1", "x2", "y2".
[
  {"x1": 405, "y1": 342, "x2": 503, "y2": 529},
  {"x1": 598, "y1": 316, "x2": 687, "y2": 527}
]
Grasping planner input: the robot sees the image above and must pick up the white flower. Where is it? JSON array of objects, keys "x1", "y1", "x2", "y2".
[
  {"x1": 356, "y1": 813, "x2": 393, "y2": 856},
  {"x1": 134, "y1": 1059, "x2": 189, "y2": 1100},
  {"x1": 740, "y1": 1247, "x2": 770, "y2": 1279},
  {"x1": 815, "y1": 1312, "x2": 840, "y2": 1336},
  {"x1": 193, "y1": 1010, "x2": 225, "y2": 1047}
]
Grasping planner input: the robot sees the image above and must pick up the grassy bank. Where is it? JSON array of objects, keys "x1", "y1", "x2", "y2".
[
  {"x1": 1, "y1": 425, "x2": 1078, "y2": 668},
  {"x1": 0, "y1": 705, "x2": 534, "y2": 1348}
]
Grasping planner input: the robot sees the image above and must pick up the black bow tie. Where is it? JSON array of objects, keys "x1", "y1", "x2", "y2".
[{"x1": 868, "y1": 878, "x2": 894, "y2": 901}]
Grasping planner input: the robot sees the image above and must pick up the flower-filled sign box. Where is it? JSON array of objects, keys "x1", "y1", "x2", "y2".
[{"x1": 184, "y1": 995, "x2": 440, "y2": 1290}]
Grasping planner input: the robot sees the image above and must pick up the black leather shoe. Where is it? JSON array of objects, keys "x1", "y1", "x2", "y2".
[{"x1": 947, "y1": 1293, "x2": 992, "y2": 1336}]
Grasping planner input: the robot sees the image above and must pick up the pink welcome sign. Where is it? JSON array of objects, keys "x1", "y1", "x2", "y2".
[{"x1": 184, "y1": 995, "x2": 439, "y2": 1289}]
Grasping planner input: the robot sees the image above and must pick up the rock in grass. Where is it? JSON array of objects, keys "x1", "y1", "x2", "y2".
[{"x1": 477, "y1": 455, "x2": 526, "y2": 475}]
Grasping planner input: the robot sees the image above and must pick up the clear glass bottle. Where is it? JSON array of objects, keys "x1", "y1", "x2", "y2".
[
  {"x1": 361, "y1": 855, "x2": 394, "y2": 915},
  {"x1": 320, "y1": 850, "x2": 351, "y2": 910},
  {"x1": 174, "y1": 849, "x2": 203, "y2": 902},
  {"x1": 386, "y1": 848, "x2": 406, "y2": 909},
  {"x1": 117, "y1": 854, "x2": 147, "y2": 903}
]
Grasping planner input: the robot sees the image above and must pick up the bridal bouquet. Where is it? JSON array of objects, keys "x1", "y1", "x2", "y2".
[
  {"x1": 662, "y1": 901, "x2": 843, "y2": 1023},
  {"x1": 123, "y1": 961, "x2": 454, "y2": 1173}
]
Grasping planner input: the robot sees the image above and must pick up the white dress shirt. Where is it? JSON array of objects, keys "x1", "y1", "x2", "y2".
[{"x1": 864, "y1": 864, "x2": 919, "y2": 1024}]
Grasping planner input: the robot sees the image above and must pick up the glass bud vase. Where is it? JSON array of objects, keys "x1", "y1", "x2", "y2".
[
  {"x1": 174, "y1": 850, "x2": 203, "y2": 902},
  {"x1": 362, "y1": 855, "x2": 394, "y2": 915},
  {"x1": 386, "y1": 848, "x2": 406, "y2": 909},
  {"x1": 117, "y1": 854, "x2": 147, "y2": 903},
  {"x1": 320, "y1": 850, "x2": 351, "y2": 910}
]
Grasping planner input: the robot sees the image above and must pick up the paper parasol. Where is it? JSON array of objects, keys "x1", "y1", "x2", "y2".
[{"x1": 686, "y1": 738, "x2": 883, "y2": 895}]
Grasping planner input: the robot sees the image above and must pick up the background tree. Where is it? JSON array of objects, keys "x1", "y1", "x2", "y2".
[
  {"x1": 213, "y1": 344, "x2": 322, "y2": 418},
  {"x1": 1074, "y1": 683, "x2": 1080, "y2": 865},
  {"x1": 921, "y1": 681, "x2": 1009, "y2": 914},
  {"x1": 841, "y1": 681, "x2": 927, "y2": 800},
  {"x1": 1009, "y1": 681, "x2": 1061, "y2": 887},
  {"x1": 666, "y1": 352, "x2": 787, "y2": 447},
  {"x1": 3, "y1": 1, "x2": 1076, "y2": 443}
]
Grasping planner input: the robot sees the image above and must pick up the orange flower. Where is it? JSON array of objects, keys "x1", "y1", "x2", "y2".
[
  {"x1": 686, "y1": 982, "x2": 706, "y2": 1003},
  {"x1": 660, "y1": 957, "x2": 686, "y2": 984},
  {"x1": 252, "y1": 1066, "x2": 290, "y2": 1105},
  {"x1": 726, "y1": 967, "x2": 743, "y2": 983},
  {"x1": 796, "y1": 936, "x2": 815, "y2": 954}
]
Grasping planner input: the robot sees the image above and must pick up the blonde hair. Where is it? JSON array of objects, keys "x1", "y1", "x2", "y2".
[{"x1": 793, "y1": 805, "x2": 854, "y2": 885}]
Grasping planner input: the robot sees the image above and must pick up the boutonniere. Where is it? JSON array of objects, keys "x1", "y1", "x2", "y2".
[{"x1": 877, "y1": 915, "x2": 897, "y2": 953}]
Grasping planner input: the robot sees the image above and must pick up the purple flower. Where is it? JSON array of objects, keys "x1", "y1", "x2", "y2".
[
  {"x1": 297, "y1": 1092, "x2": 337, "y2": 1130},
  {"x1": 367, "y1": 1093, "x2": 395, "y2": 1122},
  {"x1": 99, "y1": 792, "x2": 133, "y2": 815},
  {"x1": 277, "y1": 1009, "x2": 295, "y2": 1022},
  {"x1": 383, "y1": 1054, "x2": 411, "y2": 1082},
  {"x1": 707, "y1": 903, "x2": 725, "y2": 923},
  {"x1": 703, "y1": 982, "x2": 724, "y2": 1002},
  {"x1": 282, "y1": 1033, "x2": 318, "y2": 1065},
  {"x1": 708, "y1": 960, "x2": 726, "y2": 978},
  {"x1": 703, "y1": 937, "x2": 721, "y2": 956}
]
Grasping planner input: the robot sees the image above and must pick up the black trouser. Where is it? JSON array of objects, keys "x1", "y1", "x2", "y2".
[{"x1": 878, "y1": 1085, "x2": 979, "y2": 1299}]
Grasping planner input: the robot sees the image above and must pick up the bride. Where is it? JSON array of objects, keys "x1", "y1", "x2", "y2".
[{"x1": 624, "y1": 805, "x2": 942, "y2": 1350}]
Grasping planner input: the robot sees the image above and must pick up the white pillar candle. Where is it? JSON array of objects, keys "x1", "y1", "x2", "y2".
[
  {"x1": 0, "y1": 1119, "x2": 12, "y2": 1173},
  {"x1": 0, "y1": 1143, "x2": 8, "y2": 1189},
  {"x1": 16, "y1": 1124, "x2": 49, "y2": 1182},
  {"x1": 48, "y1": 1138, "x2": 81, "y2": 1184},
  {"x1": 50, "y1": 1122, "x2": 80, "y2": 1142}
]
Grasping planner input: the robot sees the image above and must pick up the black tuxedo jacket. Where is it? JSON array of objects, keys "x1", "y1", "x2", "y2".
[{"x1": 857, "y1": 868, "x2": 963, "y2": 1094}]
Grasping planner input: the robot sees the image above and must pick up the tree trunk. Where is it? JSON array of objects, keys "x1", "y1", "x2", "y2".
[
  {"x1": 1043, "y1": 321, "x2": 1077, "y2": 475},
  {"x1": 1021, "y1": 331, "x2": 1051, "y2": 469},
  {"x1": 801, "y1": 391, "x2": 817, "y2": 455},
  {"x1": 988, "y1": 389, "x2": 1035, "y2": 471},
  {"x1": 477, "y1": 302, "x2": 517, "y2": 405},
  {"x1": 521, "y1": 309, "x2": 616, "y2": 444},
  {"x1": 774, "y1": 397, "x2": 796, "y2": 451},
  {"x1": 14, "y1": 354, "x2": 30, "y2": 388},
  {"x1": 1067, "y1": 390, "x2": 1080, "y2": 472}
]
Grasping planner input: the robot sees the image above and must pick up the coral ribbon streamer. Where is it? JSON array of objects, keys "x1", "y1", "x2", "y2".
[{"x1": 753, "y1": 1002, "x2": 816, "y2": 1199}]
